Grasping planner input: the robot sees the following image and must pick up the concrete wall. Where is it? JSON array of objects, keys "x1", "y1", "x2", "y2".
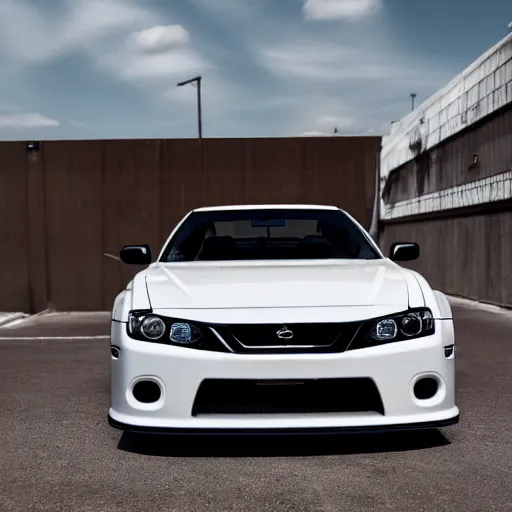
[
  {"x1": 381, "y1": 32, "x2": 512, "y2": 184},
  {"x1": 380, "y1": 33, "x2": 512, "y2": 307},
  {"x1": 380, "y1": 207, "x2": 512, "y2": 308},
  {"x1": 383, "y1": 105, "x2": 512, "y2": 219},
  {"x1": 0, "y1": 136, "x2": 381, "y2": 313}
]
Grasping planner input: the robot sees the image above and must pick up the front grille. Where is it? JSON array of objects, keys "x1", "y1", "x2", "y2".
[
  {"x1": 192, "y1": 378, "x2": 384, "y2": 416},
  {"x1": 214, "y1": 322, "x2": 361, "y2": 354}
]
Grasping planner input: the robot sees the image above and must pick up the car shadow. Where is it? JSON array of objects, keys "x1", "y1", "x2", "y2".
[{"x1": 117, "y1": 429, "x2": 451, "y2": 457}]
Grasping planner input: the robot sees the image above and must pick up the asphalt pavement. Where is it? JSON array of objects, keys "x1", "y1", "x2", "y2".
[{"x1": 1, "y1": 300, "x2": 511, "y2": 512}]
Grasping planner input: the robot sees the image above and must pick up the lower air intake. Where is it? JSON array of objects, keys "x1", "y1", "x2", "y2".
[{"x1": 192, "y1": 378, "x2": 384, "y2": 416}]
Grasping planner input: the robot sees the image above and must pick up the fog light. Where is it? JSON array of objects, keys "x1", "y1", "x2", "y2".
[
  {"x1": 111, "y1": 346, "x2": 120, "y2": 359},
  {"x1": 414, "y1": 377, "x2": 439, "y2": 400},
  {"x1": 132, "y1": 381, "x2": 161, "y2": 404}
]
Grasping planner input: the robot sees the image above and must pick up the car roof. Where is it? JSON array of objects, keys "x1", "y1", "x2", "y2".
[{"x1": 192, "y1": 204, "x2": 342, "y2": 213}]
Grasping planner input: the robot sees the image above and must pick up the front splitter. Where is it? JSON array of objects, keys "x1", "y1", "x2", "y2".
[{"x1": 108, "y1": 413, "x2": 460, "y2": 436}]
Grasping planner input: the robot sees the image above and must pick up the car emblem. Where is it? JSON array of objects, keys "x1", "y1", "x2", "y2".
[{"x1": 276, "y1": 326, "x2": 294, "y2": 341}]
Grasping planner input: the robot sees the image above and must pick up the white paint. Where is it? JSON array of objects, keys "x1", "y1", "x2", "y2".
[
  {"x1": 145, "y1": 260, "x2": 410, "y2": 310},
  {"x1": 108, "y1": 204, "x2": 458, "y2": 432},
  {"x1": 150, "y1": 305, "x2": 412, "y2": 325},
  {"x1": 434, "y1": 291, "x2": 453, "y2": 319},
  {"x1": 381, "y1": 32, "x2": 512, "y2": 180},
  {"x1": 382, "y1": 170, "x2": 512, "y2": 219},
  {"x1": 109, "y1": 320, "x2": 457, "y2": 431},
  {"x1": 112, "y1": 205, "x2": 456, "y2": 323},
  {"x1": 112, "y1": 206, "x2": 430, "y2": 322},
  {"x1": 193, "y1": 204, "x2": 340, "y2": 212}
]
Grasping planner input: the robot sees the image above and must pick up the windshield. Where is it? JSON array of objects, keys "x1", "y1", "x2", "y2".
[{"x1": 159, "y1": 209, "x2": 381, "y2": 262}]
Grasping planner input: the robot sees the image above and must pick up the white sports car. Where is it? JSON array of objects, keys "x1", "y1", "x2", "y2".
[{"x1": 109, "y1": 205, "x2": 459, "y2": 435}]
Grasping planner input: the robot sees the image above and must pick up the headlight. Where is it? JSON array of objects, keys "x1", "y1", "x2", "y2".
[
  {"x1": 400, "y1": 313, "x2": 422, "y2": 337},
  {"x1": 140, "y1": 316, "x2": 166, "y2": 340},
  {"x1": 170, "y1": 322, "x2": 202, "y2": 344},
  {"x1": 365, "y1": 308, "x2": 435, "y2": 345},
  {"x1": 128, "y1": 313, "x2": 166, "y2": 340},
  {"x1": 127, "y1": 312, "x2": 204, "y2": 346},
  {"x1": 370, "y1": 318, "x2": 397, "y2": 341}
]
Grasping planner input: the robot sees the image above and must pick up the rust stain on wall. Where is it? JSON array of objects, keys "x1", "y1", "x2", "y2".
[{"x1": 383, "y1": 105, "x2": 512, "y2": 205}]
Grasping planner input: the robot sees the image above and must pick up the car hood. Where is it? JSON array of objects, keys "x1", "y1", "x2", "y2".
[{"x1": 144, "y1": 260, "x2": 411, "y2": 310}]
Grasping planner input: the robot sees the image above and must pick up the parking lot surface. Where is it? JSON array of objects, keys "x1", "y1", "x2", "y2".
[{"x1": 1, "y1": 300, "x2": 511, "y2": 512}]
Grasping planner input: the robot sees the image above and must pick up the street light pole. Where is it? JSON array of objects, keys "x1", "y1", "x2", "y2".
[
  {"x1": 177, "y1": 75, "x2": 202, "y2": 139},
  {"x1": 410, "y1": 93, "x2": 417, "y2": 112},
  {"x1": 196, "y1": 77, "x2": 202, "y2": 139}
]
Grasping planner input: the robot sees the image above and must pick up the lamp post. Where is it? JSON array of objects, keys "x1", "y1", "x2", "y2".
[
  {"x1": 410, "y1": 93, "x2": 417, "y2": 112},
  {"x1": 177, "y1": 76, "x2": 202, "y2": 139}
]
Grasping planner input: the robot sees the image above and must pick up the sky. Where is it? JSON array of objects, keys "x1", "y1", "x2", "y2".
[{"x1": 0, "y1": 0, "x2": 510, "y2": 140}]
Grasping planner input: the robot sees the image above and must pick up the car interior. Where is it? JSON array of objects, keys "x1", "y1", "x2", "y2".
[
  {"x1": 196, "y1": 234, "x2": 337, "y2": 260},
  {"x1": 163, "y1": 218, "x2": 378, "y2": 261},
  {"x1": 160, "y1": 210, "x2": 381, "y2": 262}
]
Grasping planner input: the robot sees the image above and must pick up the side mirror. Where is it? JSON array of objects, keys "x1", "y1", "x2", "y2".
[
  {"x1": 389, "y1": 242, "x2": 419, "y2": 262},
  {"x1": 120, "y1": 245, "x2": 152, "y2": 265}
]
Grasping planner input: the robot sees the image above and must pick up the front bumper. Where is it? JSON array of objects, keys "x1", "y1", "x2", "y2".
[
  {"x1": 108, "y1": 414, "x2": 459, "y2": 435},
  {"x1": 109, "y1": 320, "x2": 459, "y2": 433}
]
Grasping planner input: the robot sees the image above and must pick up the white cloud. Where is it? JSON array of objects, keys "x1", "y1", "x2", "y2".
[
  {"x1": 102, "y1": 48, "x2": 208, "y2": 85},
  {"x1": 0, "y1": 0, "x2": 239, "y2": 141},
  {"x1": 277, "y1": 90, "x2": 402, "y2": 137},
  {"x1": 0, "y1": 0, "x2": 153, "y2": 65},
  {"x1": 316, "y1": 114, "x2": 355, "y2": 131},
  {"x1": 257, "y1": 31, "x2": 451, "y2": 137},
  {"x1": 291, "y1": 96, "x2": 360, "y2": 135},
  {"x1": 128, "y1": 25, "x2": 190, "y2": 54},
  {"x1": 258, "y1": 40, "x2": 447, "y2": 85},
  {"x1": 0, "y1": 112, "x2": 59, "y2": 128},
  {"x1": 259, "y1": 42, "x2": 394, "y2": 81},
  {"x1": 303, "y1": 0, "x2": 382, "y2": 21},
  {"x1": 0, "y1": 0, "x2": 453, "y2": 139},
  {"x1": 0, "y1": 1, "x2": 213, "y2": 101},
  {"x1": 67, "y1": 0, "x2": 154, "y2": 45}
]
